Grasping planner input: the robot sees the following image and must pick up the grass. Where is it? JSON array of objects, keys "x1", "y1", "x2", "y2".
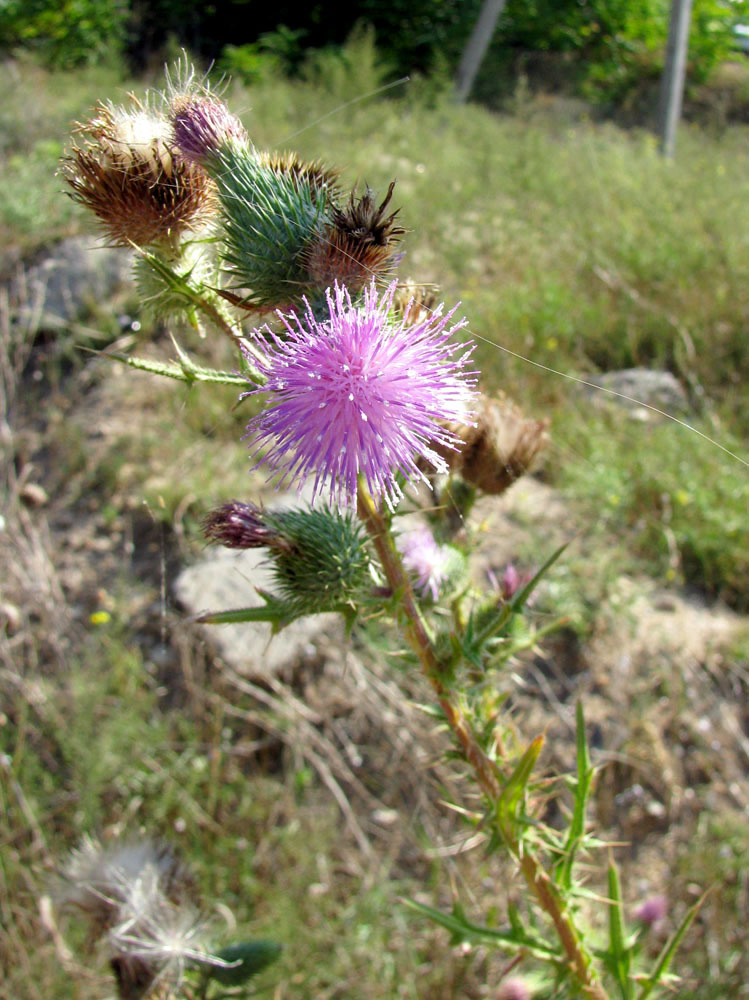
[{"x1": 2, "y1": 38, "x2": 748, "y2": 1000}]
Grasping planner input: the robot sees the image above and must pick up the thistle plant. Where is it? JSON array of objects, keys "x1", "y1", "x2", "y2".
[{"x1": 60, "y1": 65, "x2": 696, "y2": 1000}]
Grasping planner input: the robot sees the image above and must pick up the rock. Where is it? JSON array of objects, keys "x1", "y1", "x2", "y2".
[
  {"x1": 173, "y1": 488, "x2": 342, "y2": 680},
  {"x1": 174, "y1": 545, "x2": 341, "y2": 680},
  {"x1": 8, "y1": 236, "x2": 134, "y2": 329},
  {"x1": 580, "y1": 368, "x2": 690, "y2": 420}
]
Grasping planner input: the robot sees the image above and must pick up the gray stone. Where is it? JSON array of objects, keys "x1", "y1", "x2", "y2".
[
  {"x1": 580, "y1": 368, "x2": 690, "y2": 420},
  {"x1": 8, "y1": 236, "x2": 134, "y2": 328},
  {"x1": 173, "y1": 488, "x2": 342, "y2": 679}
]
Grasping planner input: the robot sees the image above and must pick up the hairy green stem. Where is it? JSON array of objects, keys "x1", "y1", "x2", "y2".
[{"x1": 356, "y1": 483, "x2": 609, "y2": 1000}]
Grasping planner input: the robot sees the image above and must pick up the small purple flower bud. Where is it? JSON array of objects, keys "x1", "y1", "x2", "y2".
[
  {"x1": 498, "y1": 977, "x2": 532, "y2": 1000},
  {"x1": 397, "y1": 526, "x2": 451, "y2": 601},
  {"x1": 488, "y1": 562, "x2": 534, "y2": 601},
  {"x1": 502, "y1": 563, "x2": 521, "y2": 599},
  {"x1": 171, "y1": 96, "x2": 248, "y2": 165},
  {"x1": 634, "y1": 894, "x2": 667, "y2": 927},
  {"x1": 202, "y1": 501, "x2": 290, "y2": 552}
]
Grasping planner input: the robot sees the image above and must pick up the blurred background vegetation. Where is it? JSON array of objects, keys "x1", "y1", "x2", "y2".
[{"x1": 3, "y1": 0, "x2": 749, "y2": 113}]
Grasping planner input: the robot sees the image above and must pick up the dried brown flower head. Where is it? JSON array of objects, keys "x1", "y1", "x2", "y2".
[
  {"x1": 61, "y1": 99, "x2": 216, "y2": 249},
  {"x1": 303, "y1": 182, "x2": 405, "y2": 292},
  {"x1": 392, "y1": 280, "x2": 440, "y2": 326},
  {"x1": 427, "y1": 393, "x2": 549, "y2": 495}
]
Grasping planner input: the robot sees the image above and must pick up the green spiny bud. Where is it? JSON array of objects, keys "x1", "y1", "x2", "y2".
[
  {"x1": 208, "y1": 145, "x2": 332, "y2": 309},
  {"x1": 265, "y1": 506, "x2": 373, "y2": 615},
  {"x1": 203, "y1": 502, "x2": 373, "y2": 617}
]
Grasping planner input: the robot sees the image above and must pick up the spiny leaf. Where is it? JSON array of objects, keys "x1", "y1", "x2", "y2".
[
  {"x1": 400, "y1": 897, "x2": 559, "y2": 960},
  {"x1": 606, "y1": 860, "x2": 633, "y2": 1000},
  {"x1": 496, "y1": 736, "x2": 544, "y2": 835},
  {"x1": 556, "y1": 701, "x2": 595, "y2": 889},
  {"x1": 106, "y1": 349, "x2": 249, "y2": 386}
]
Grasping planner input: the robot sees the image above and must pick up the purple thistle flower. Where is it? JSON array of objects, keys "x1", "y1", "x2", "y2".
[
  {"x1": 242, "y1": 281, "x2": 478, "y2": 508},
  {"x1": 202, "y1": 500, "x2": 291, "y2": 552},
  {"x1": 171, "y1": 95, "x2": 248, "y2": 165},
  {"x1": 397, "y1": 525, "x2": 452, "y2": 601}
]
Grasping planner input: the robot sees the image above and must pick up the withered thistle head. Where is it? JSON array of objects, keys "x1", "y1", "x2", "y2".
[
  {"x1": 426, "y1": 393, "x2": 549, "y2": 495},
  {"x1": 59, "y1": 836, "x2": 193, "y2": 933},
  {"x1": 58, "y1": 837, "x2": 228, "y2": 999},
  {"x1": 170, "y1": 94, "x2": 249, "y2": 166},
  {"x1": 392, "y1": 280, "x2": 440, "y2": 326},
  {"x1": 255, "y1": 150, "x2": 340, "y2": 197},
  {"x1": 303, "y1": 181, "x2": 405, "y2": 293},
  {"x1": 61, "y1": 99, "x2": 216, "y2": 249}
]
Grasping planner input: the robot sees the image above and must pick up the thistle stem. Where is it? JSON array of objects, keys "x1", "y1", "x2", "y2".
[{"x1": 356, "y1": 482, "x2": 609, "y2": 1000}]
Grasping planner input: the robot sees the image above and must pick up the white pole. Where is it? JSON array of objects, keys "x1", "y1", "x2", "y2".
[
  {"x1": 658, "y1": 0, "x2": 694, "y2": 157},
  {"x1": 454, "y1": 0, "x2": 508, "y2": 104}
]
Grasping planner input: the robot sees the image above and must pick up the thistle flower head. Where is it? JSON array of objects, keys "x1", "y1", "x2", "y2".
[
  {"x1": 396, "y1": 525, "x2": 459, "y2": 601},
  {"x1": 243, "y1": 280, "x2": 477, "y2": 508},
  {"x1": 108, "y1": 878, "x2": 215, "y2": 998},
  {"x1": 60, "y1": 99, "x2": 216, "y2": 248},
  {"x1": 170, "y1": 94, "x2": 249, "y2": 166},
  {"x1": 203, "y1": 502, "x2": 372, "y2": 615},
  {"x1": 59, "y1": 837, "x2": 228, "y2": 999}
]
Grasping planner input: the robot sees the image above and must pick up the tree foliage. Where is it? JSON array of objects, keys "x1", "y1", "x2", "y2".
[
  {"x1": 0, "y1": 0, "x2": 129, "y2": 67},
  {"x1": 2, "y1": 0, "x2": 748, "y2": 105}
]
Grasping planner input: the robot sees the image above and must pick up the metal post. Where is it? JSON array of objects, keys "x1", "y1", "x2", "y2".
[
  {"x1": 454, "y1": 0, "x2": 508, "y2": 104},
  {"x1": 658, "y1": 0, "x2": 694, "y2": 157}
]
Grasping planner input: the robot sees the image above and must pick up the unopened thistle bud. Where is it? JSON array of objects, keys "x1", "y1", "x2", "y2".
[
  {"x1": 203, "y1": 503, "x2": 373, "y2": 616},
  {"x1": 170, "y1": 95, "x2": 249, "y2": 166},
  {"x1": 303, "y1": 182, "x2": 404, "y2": 293},
  {"x1": 61, "y1": 99, "x2": 216, "y2": 250},
  {"x1": 426, "y1": 394, "x2": 549, "y2": 495},
  {"x1": 634, "y1": 894, "x2": 667, "y2": 928},
  {"x1": 202, "y1": 500, "x2": 292, "y2": 553}
]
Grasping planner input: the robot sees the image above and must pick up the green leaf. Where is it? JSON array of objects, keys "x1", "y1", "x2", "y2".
[
  {"x1": 400, "y1": 897, "x2": 558, "y2": 959},
  {"x1": 556, "y1": 701, "x2": 594, "y2": 889},
  {"x1": 207, "y1": 939, "x2": 282, "y2": 986},
  {"x1": 496, "y1": 736, "x2": 544, "y2": 835},
  {"x1": 606, "y1": 860, "x2": 633, "y2": 1000},
  {"x1": 636, "y1": 894, "x2": 705, "y2": 1000}
]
